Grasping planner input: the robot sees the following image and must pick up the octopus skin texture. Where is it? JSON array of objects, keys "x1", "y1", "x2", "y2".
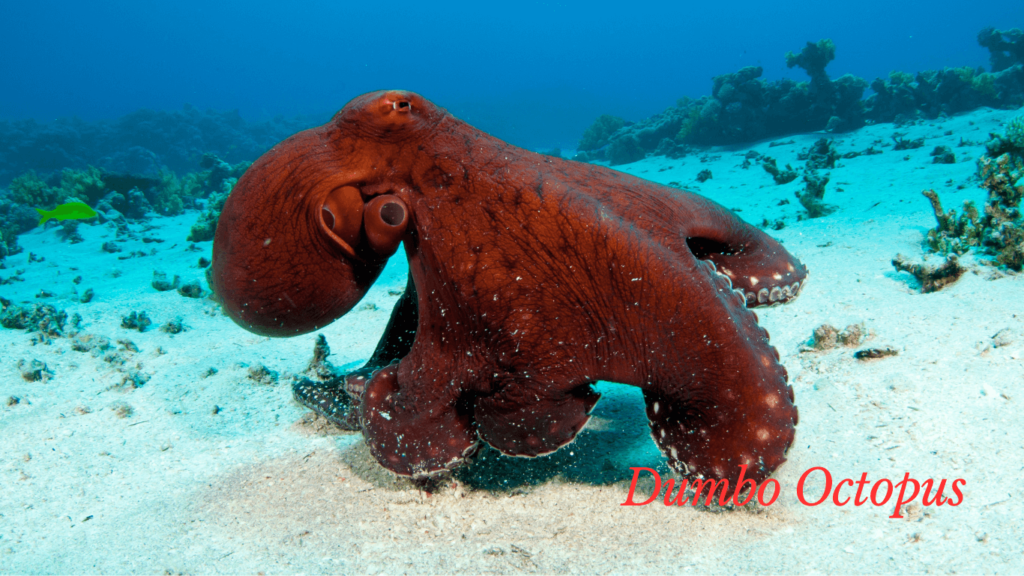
[{"x1": 211, "y1": 90, "x2": 807, "y2": 486}]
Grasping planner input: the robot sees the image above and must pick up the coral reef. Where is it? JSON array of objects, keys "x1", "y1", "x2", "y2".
[
  {"x1": 892, "y1": 253, "x2": 966, "y2": 292},
  {"x1": 0, "y1": 106, "x2": 319, "y2": 186},
  {"x1": 0, "y1": 154, "x2": 247, "y2": 264},
  {"x1": 576, "y1": 30, "x2": 1024, "y2": 159}
]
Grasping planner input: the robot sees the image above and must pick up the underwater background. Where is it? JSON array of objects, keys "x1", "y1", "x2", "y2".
[{"x1": 2, "y1": 1, "x2": 1024, "y2": 574}]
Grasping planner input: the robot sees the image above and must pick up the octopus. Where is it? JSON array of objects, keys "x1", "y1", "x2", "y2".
[{"x1": 211, "y1": 90, "x2": 807, "y2": 486}]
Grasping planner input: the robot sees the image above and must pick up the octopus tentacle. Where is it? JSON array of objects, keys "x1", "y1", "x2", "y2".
[
  {"x1": 642, "y1": 259, "x2": 797, "y2": 485},
  {"x1": 359, "y1": 364, "x2": 479, "y2": 478},
  {"x1": 474, "y1": 380, "x2": 599, "y2": 457},
  {"x1": 290, "y1": 276, "x2": 418, "y2": 429}
]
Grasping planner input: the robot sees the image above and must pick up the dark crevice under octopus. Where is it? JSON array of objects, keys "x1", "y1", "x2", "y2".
[{"x1": 211, "y1": 90, "x2": 807, "y2": 486}]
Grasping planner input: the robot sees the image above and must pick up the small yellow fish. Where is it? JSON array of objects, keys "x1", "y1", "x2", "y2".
[{"x1": 35, "y1": 202, "x2": 99, "y2": 226}]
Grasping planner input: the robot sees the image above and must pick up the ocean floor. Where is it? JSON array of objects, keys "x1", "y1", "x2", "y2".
[{"x1": 2, "y1": 106, "x2": 1023, "y2": 574}]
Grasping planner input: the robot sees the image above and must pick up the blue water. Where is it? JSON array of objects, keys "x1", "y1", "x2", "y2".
[{"x1": 2, "y1": 0, "x2": 1021, "y2": 150}]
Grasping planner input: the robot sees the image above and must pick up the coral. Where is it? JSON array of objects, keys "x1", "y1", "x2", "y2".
[
  {"x1": 930, "y1": 146, "x2": 956, "y2": 164},
  {"x1": 762, "y1": 157, "x2": 798, "y2": 184},
  {"x1": 58, "y1": 166, "x2": 106, "y2": 205},
  {"x1": 854, "y1": 347, "x2": 898, "y2": 360},
  {"x1": 674, "y1": 107, "x2": 702, "y2": 143},
  {"x1": 606, "y1": 135, "x2": 645, "y2": 166},
  {"x1": 977, "y1": 27, "x2": 1024, "y2": 72},
  {"x1": 9, "y1": 171, "x2": 59, "y2": 207},
  {"x1": 10, "y1": 167, "x2": 106, "y2": 210},
  {"x1": 798, "y1": 171, "x2": 835, "y2": 218},
  {"x1": 247, "y1": 364, "x2": 279, "y2": 386},
  {"x1": 809, "y1": 323, "x2": 865, "y2": 350},
  {"x1": 800, "y1": 139, "x2": 838, "y2": 170},
  {"x1": 1, "y1": 302, "x2": 68, "y2": 337},
  {"x1": 893, "y1": 134, "x2": 925, "y2": 150},
  {"x1": 923, "y1": 139, "x2": 1024, "y2": 270},
  {"x1": 177, "y1": 281, "x2": 204, "y2": 298},
  {"x1": 57, "y1": 220, "x2": 84, "y2": 243},
  {"x1": 160, "y1": 318, "x2": 187, "y2": 334},
  {"x1": 185, "y1": 159, "x2": 244, "y2": 242},
  {"x1": 151, "y1": 271, "x2": 180, "y2": 291},
  {"x1": 786, "y1": 39, "x2": 837, "y2": 90},
  {"x1": 577, "y1": 114, "x2": 626, "y2": 152},
  {"x1": 18, "y1": 359, "x2": 53, "y2": 382},
  {"x1": 1007, "y1": 115, "x2": 1024, "y2": 149},
  {"x1": 696, "y1": 169, "x2": 712, "y2": 183},
  {"x1": 120, "y1": 311, "x2": 152, "y2": 332},
  {"x1": 654, "y1": 137, "x2": 688, "y2": 159},
  {"x1": 922, "y1": 189, "x2": 981, "y2": 254},
  {"x1": 892, "y1": 253, "x2": 966, "y2": 292},
  {"x1": 71, "y1": 333, "x2": 113, "y2": 356}
]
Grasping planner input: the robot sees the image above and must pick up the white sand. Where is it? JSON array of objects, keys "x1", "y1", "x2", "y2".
[{"x1": 2, "y1": 107, "x2": 1023, "y2": 574}]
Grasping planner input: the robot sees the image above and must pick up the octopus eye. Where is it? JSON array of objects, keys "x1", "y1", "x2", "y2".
[
  {"x1": 364, "y1": 195, "x2": 409, "y2": 257},
  {"x1": 379, "y1": 200, "x2": 407, "y2": 226},
  {"x1": 319, "y1": 185, "x2": 364, "y2": 259},
  {"x1": 393, "y1": 100, "x2": 412, "y2": 112},
  {"x1": 321, "y1": 205, "x2": 335, "y2": 230}
]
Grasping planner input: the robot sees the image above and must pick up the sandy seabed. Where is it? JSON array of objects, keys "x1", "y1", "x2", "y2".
[{"x1": 2, "y1": 106, "x2": 1023, "y2": 574}]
